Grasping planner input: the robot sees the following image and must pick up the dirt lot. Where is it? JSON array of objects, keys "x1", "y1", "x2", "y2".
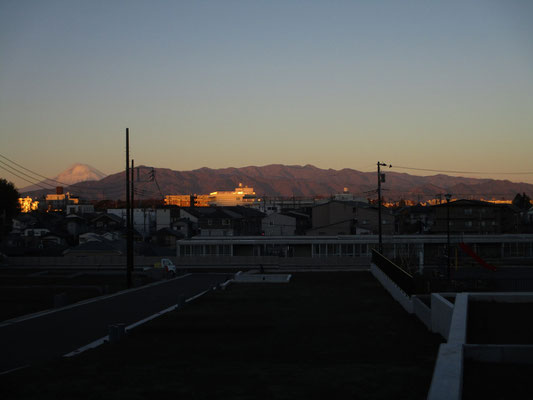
[{"x1": 1, "y1": 272, "x2": 442, "y2": 400}]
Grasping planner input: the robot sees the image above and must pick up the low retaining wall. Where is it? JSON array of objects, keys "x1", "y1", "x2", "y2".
[
  {"x1": 427, "y1": 343, "x2": 463, "y2": 400},
  {"x1": 370, "y1": 263, "x2": 413, "y2": 314},
  {"x1": 233, "y1": 274, "x2": 292, "y2": 283},
  {"x1": 412, "y1": 296, "x2": 431, "y2": 330},
  {"x1": 7, "y1": 255, "x2": 371, "y2": 268},
  {"x1": 431, "y1": 294, "x2": 454, "y2": 341},
  {"x1": 428, "y1": 292, "x2": 533, "y2": 400}
]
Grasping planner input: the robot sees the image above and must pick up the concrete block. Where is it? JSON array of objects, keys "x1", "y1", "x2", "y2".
[
  {"x1": 431, "y1": 294, "x2": 454, "y2": 340},
  {"x1": 412, "y1": 296, "x2": 431, "y2": 330},
  {"x1": 233, "y1": 274, "x2": 292, "y2": 283},
  {"x1": 427, "y1": 343, "x2": 463, "y2": 400},
  {"x1": 108, "y1": 323, "x2": 126, "y2": 344},
  {"x1": 448, "y1": 293, "x2": 469, "y2": 345}
]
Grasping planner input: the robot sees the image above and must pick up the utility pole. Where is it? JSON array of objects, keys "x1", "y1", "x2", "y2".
[
  {"x1": 126, "y1": 129, "x2": 132, "y2": 289},
  {"x1": 131, "y1": 159, "x2": 135, "y2": 270},
  {"x1": 377, "y1": 162, "x2": 391, "y2": 253},
  {"x1": 445, "y1": 193, "x2": 452, "y2": 280}
]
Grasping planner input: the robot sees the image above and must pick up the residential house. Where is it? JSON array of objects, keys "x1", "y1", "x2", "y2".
[
  {"x1": 64, "y1": 214, "x2": 88, "y2": 237},
  {"x1": 12, "y1": 214, "x2": 38, "y2": 234},
  {"x1": 262, "y1": 213, "x2": 296, "y2": 236},
  {"x1": 395, "y1": 205, "x2": 435, "y2": 234},
  {"x1": 283, "y1": 211, "x2": 312, "y2": 235},
  {"x1": 91, "y1": 213, "x2": 124, "y2": 231},
  {"x1": 432, "y1": 199, "x2": 521, "y2": 235},
  {"x1": 307, "y1": 200, "x2": 393, "y2": 236},
  {"x1": 154, "y1": 227, "x2": 184, "y2": 248},
  {"x1": 107, "y1": 208, "x2": 157, "y2": 238},
  {"x1": 66, "y1": 204, "x2": 95, "y2": 214},
  {"x1": 180, "y1": 206, "x2": 265, "y2": 237}
]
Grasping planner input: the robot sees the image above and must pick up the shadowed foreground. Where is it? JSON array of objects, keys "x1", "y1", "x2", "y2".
[{"x1": 2, "y1": 272, "x2": 442, "y2": 400}]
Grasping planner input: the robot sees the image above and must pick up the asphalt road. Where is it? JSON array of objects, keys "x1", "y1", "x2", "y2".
[{"x1": 0, "y1": 273, "x2": 228, "y2": 374}]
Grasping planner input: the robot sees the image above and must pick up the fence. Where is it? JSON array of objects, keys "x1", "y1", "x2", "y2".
[{"x1": 371, "y1": 249, "x2": 414, "y2": 296}]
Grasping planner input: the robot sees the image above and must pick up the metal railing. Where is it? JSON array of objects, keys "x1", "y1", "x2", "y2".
[{"x1": 371, "y1": 249, "x2": 414, "y2": 296}]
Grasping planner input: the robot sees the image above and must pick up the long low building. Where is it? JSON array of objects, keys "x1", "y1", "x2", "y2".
[{"x1": 176, "y1": 234, "x2": 533, "y2": 265}]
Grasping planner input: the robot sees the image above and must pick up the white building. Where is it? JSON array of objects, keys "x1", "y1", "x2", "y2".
[
  {"x1": 208, "y1": 183, "x2": 258, "y2": 206},
  {"x1": 107, "y1": 208, "x2": 156, "y2": 237},
  {"x1": 262, "y1": 213, "x2": 296, "y2": 236}
]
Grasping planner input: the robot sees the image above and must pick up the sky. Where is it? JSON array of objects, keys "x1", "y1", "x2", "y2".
[{"x1": 1, "y1": 0, "x2": 532, "y2": 189}]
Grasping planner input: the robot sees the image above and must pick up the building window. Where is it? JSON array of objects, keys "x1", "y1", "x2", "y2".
[
  {"x1": 465, "y1": 209, "x2": 472, "y2": 215},
  {"x1": 465, "y1": 221, "x2": 473, "y2": 227}
]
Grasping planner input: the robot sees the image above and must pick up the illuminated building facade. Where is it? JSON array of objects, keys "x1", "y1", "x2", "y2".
[
  {"x1": 208, "y1": 183, "x2": 258, "y2": 206},
  {"x1": 18, "y1": 197, "x2": 39, "y2": 213}
]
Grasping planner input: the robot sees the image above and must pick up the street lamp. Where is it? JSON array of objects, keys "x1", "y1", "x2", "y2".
[{"x1": 445, "y1": 193, "x2": 452, "y2": 280}]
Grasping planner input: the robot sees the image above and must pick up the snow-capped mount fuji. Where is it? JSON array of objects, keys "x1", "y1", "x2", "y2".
[
  {"x1": 53, "y1": 164, "x2": 107, "y2": 185},
  {"x1": 20, "y1": 163, "x2": 107, "y2": 192}
]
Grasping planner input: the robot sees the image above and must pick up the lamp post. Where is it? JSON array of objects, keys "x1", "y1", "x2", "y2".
[{"x1": 445, "y1": 193, "x2": 452, "y2": 280}]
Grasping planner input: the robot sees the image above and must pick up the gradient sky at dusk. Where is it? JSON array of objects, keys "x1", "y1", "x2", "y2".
[{"x1": 1, "y1": 0, "x2": 532, "y2": 189}]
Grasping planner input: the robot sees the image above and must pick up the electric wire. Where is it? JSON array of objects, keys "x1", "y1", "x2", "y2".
[
  {"x1": 0, "y1": 153, "x2": 114, "y2": 193},
  {"x1": 392, "y1": 165, "x2": 533, "y2": 175},
  {"x1": 0, "y1": 164, "x2": 54, "y2": 190}
]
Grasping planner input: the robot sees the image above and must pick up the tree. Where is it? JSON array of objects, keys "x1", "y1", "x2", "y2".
[
  {"x1": 0, "y1": 178, "x2": 20, "y2": 238},
  {"x1": 512, "y1": 192, "x2": 532, "y2": 211}
]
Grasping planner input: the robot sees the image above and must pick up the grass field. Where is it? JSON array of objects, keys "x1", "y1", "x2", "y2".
[{"x1": 2, "y1": 272, "x2": 442, "y2": 399}]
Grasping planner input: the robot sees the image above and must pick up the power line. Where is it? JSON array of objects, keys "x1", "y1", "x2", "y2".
[
  {"x1": 392, "y1": 165, "x2": 533, "y2": 175},
  {"x1": 0, "y1": 153, "x2": 113, "y2": 193},
  {"x1": 152, "y1": 169, "x2": 165, "y2": 199},
  {"x1": 0, "y1": 164, "x2": 54, "y2": 190},
  {"x1": 0, "y1": 160, "x2": 57, "y2": 189}
]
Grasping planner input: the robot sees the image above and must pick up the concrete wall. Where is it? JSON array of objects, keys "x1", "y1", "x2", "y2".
[
  {"x1": 428, "y1": 292, "x2": 533, "y2": 400},
  {"x1": 447, "y1": 293, "x2": 469, "y2": 345},
  {"x1": 431, "y1": 294, "x2": 454, "y2": 340},
  {"x1": 427, "y1": 343, "x2": 463, "y2": 400},
  {"x1": 7, "y1": 255, "x2": 372, "y2": 268},
  {"x1": 412, "y1": 296, "x2": 431, "y2": 330},
  {"x1": 370, "y1": 263, "x2": 413, "y2": 314},
  {"x1": 234, "y1": 274, "x2": 292, "y2": 283}
]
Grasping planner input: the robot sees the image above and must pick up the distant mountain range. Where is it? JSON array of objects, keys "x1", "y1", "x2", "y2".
[{"x1": 21, "y1": 164, "x2": 533, "y2": 202}]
